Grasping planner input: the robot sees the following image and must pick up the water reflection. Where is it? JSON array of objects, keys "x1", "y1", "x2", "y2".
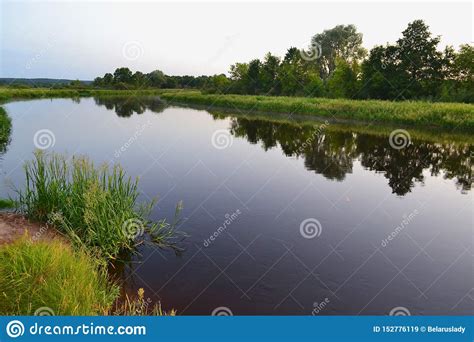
[
  {"x1": 94, "y1": 96, "x2": 166, "y2": 117},
  {"x1": 219, "y1": 116, "x2": 472, "y2": 196},
  {"x1": 87, "y1": 96, "x2": 472, "y2": 196}
]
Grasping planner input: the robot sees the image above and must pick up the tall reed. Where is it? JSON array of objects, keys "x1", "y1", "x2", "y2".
[{"x1": 17, "y1": 151, "x2": 178, "y2": 259}]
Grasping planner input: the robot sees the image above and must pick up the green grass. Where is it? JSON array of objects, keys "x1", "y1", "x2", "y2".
[
  {"x1": 0, "y1": 107, "x2": 12, "y2": 151},
  {"x1": 0, "y1": 237, "x2": 119, "y2": 315},
  {"x1": 2, "y1": 87, "x2": 472, "y2": 130},
  {"x1": 207, "y1": 109, "x2": 474, "y2": 145},
  {"x1": 17, "y1": 151, "x2": 178, "y2": 259},
  {"x1": 159, "y1": 90, "x2": 474, "y2": 131},
  {"x1": 0, "y1": 198, "x2": 15, "y2": 209}
]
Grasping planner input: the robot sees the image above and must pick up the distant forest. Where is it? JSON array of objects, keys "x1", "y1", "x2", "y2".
[{"x1": 12, "y1": 20, "x2": 474, "y2": 103}]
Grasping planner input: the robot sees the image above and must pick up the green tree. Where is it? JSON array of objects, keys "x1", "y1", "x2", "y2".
[
  {"x1": 260, "y1": 53, "x2": 281, "y2": 94},
  {"x1": 310, "y1": 24, "x2": 366, "y2": 80},
  {"x1": 93, "y1": 77, "x2": 103, "y2": 87},
  {"x1": 113, "y1": 67, "x2": 133, "y2": 84},
  {"x1": 278, "y1": 47, "x2": 307, "y2": 96},
  {"x1": 103, "y1": 73, "x2": 113, "y2": 87},
  {"x1": 247, "y1": 59, "x2": 262, "y2": 94},
  {"x1": 147, "y1": 70, "x2": 166, "y2": 88},
  {"x1": 229, "y1": 62, "x2": 249, "y2": 94},
  {"x1": 396, "y1": 19, "x2": 445, "y2": 98},
  {"x1": 132, "y1": 71, "x2": 148, "y2": 88},
  {"x1": 203, "y1": 74, "x2": 231, "y2": 93},
  {"x1": 326, "y1": 59, "x2": 360, "y2": 98}
]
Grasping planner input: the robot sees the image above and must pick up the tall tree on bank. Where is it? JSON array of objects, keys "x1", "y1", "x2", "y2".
[
  {"x1": 310, "y1": 24, "x2": 367, "y2": 80},
  {"x1": 396, "y1": 19, "x2": 445, "y2": 98},
  {"x1": 361, "y1": 20, "x2": 451, "y2": 100}
]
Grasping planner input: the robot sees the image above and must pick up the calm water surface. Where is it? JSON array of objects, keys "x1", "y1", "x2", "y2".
[{"x1": 1, "y1": 97, "x2": 472, "y2": 315}]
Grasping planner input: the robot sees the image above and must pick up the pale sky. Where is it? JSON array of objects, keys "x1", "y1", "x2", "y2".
[{"x1": 1, "y1": 1, "x2": 472, "y2": 80}]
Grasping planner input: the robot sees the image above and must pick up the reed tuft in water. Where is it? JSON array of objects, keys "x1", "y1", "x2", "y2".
[{"x1": 17, "y1": 151, "x2": 179, "y2": 259}]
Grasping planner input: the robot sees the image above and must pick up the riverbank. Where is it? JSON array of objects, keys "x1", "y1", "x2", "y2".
[
  {"x1": 0, "y1": 87, "x2": 169, "y2": 102},
  {"x1": 1, "y1": 87, "x2": 473, "y2": 131},
  {"x1": 159, "y1": 91, "x2": 474, "y2": 131},
  {"x1": 0, "y1": 151, "x2": 178, "y2": 316}
]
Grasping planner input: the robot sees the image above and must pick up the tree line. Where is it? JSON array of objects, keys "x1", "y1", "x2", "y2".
[{"x1": 92, "y1": 20, "x2": 473, "y2": 103}]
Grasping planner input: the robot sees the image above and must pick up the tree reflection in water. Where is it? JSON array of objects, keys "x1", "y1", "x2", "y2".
[
  {"x1": 89, "y1": 96, "x2": 471, "y2": 196},
  {"x1": 226, "y1": 116, "x2": 472, "y2": 196}
]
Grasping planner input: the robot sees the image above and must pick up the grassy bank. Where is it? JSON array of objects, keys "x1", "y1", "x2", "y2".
[
  {"x1": 160, "y1": 91, "x2": 474, "y2": 131},
  {"x1": 0, "y1": 237, "x2": 118, "y2": 315},
  {"x1": 2, "y1": 87, "x2": 473, "y2": 130},
  {"x1": 0, "y1": 151, "x2": 179, "y2": 315},
  {"x1": 206, "y1": 109, "x2": 474, "y2": 145},
  {"x1": 0, "y1": 107, "x2": 12, "y2": 151}
]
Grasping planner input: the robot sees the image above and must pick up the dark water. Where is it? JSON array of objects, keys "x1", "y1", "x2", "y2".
[{"x1": 1, "y1": 97, "x2": 472, "y2": 315}]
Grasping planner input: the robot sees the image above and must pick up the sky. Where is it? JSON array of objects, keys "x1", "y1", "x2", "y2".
[{"x1": 0, "y1": 1, "x2": 472, "y2": 80}]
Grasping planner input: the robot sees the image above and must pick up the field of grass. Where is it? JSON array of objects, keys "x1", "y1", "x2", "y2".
[
  {"x1": 0, "y1": 237, "x2": 119, "y2": 315},
  {"x1": 17, "y1": 151, "x2": 178, "y2": 259},
  {"x1": 160, "y1": 91, "x2": 474, "y2": 131}
]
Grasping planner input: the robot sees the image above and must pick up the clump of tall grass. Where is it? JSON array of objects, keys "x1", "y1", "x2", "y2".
[
  {"x1": 0, "y1": 236, "x2": 119, "y2": 315},
  {"x1": 17, "y1": 151, "x2": 179, "y2": 259}
]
